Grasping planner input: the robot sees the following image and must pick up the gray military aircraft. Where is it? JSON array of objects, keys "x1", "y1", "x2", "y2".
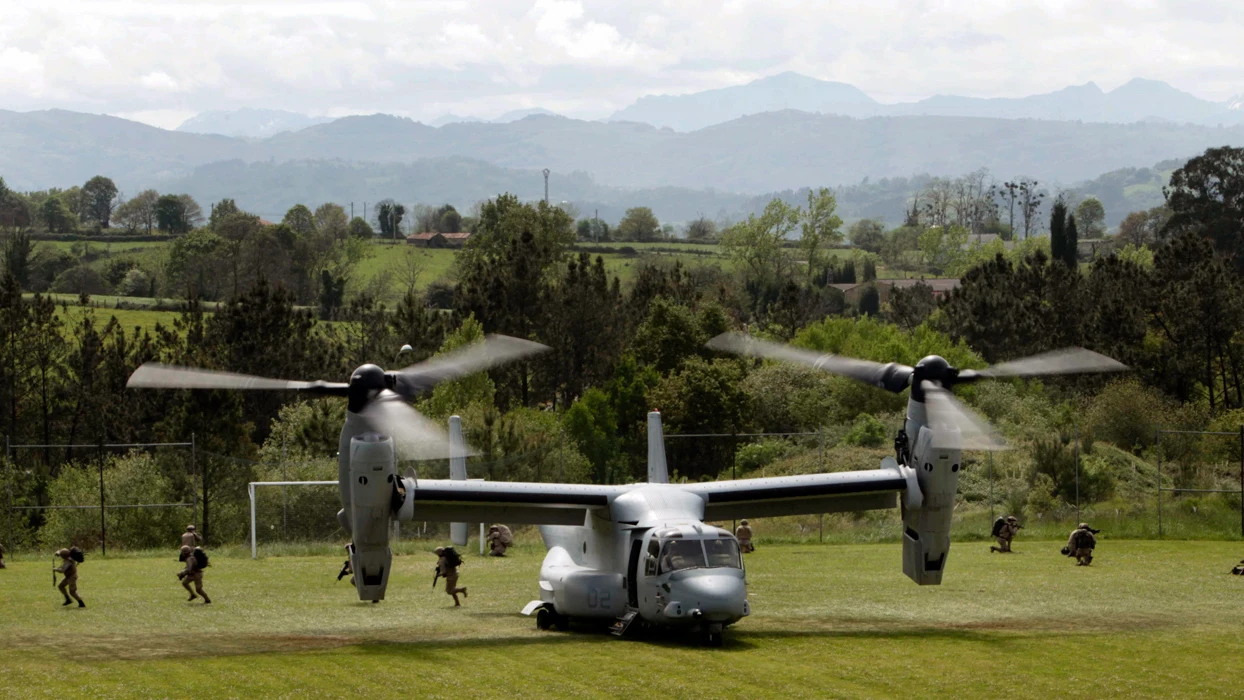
[{"x1": 127, "y1": 333, "x2": 1125, "y2": 646}]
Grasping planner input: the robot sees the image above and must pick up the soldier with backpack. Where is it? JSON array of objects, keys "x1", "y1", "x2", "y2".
[
  {"x1": 53, "y1": 547, "x2": 85, "y2": 607},
  {"x1": 178, "y1": 545, "x2": 212, "y2": 603},
  {"x1": 1064, "y1": 523, "x2": 1100, "y2": 566},
  {"x1": 434, "y1": 546, "x2": 467, "y2": 606},
  {"x1": 487, "y1": 525, "x2": 513, "y2": 557},
  {"x1": 0, "y1": 541, "x2": 7, "y2": 569},
  {"x1": 990, "y1": 515, "x2": 1022, "y2": 553}
]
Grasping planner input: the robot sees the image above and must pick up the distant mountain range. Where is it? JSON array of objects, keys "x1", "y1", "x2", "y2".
[
  {"x1": 609, "y1": 72, "x2": 1244, "y2": 131},
  {"x1": 6, "y1": 107, "x2": 1240, "y2": 196},
  {"x1": 176, "y1": 108, "x2": 333, "y2": 138}
]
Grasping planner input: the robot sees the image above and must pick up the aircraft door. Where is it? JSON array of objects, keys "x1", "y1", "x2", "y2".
[{"x1": 627, "y1": 538, "x2": 643, "y2": 608}]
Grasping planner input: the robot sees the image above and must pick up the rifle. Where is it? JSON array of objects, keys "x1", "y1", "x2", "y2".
[
  {"x1": 337, "y1": 560, "x2": 352, "y2": 581},
  {"x1": 432, "y1": 566, "x2": 440, "y2": 589},
  {"x1": 52, "y1": 555, "x2": 57, "y2": 587}
]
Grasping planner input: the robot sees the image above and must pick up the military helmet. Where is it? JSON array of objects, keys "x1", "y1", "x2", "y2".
[
  {"x1": 1078, "y1": 523, "x2": 1091, "y2": 530},
  {"x1": 1006, "y1": 516, "x2": 1017, "y2": 522},
  {"x1": 180, "y1": 545, "x2": 192, "y2": 556},
  {"x1": 434, "y1": 547, "x2": 445, "y2": 555},
  {"x1": 186, "y1": 524, "x2": 196, "y2": 531},
  {"x1": 56, "y1": 548, "x2": 70, "y2": 558},
  {"x1": 740, "y1": 519, "x2": 749, "y2": 526}
]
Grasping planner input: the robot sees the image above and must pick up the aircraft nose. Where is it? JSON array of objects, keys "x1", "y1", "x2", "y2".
[{"x1": 677, "y1": 575, "x2": 747, "y2": 617}]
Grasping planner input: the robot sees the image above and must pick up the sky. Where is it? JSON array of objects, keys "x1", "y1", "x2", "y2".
[{"x1": 1, "y1": 0, "x2": 1242, "y2": 129}]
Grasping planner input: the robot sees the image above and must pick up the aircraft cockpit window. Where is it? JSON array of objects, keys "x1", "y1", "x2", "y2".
[
  {"x1": 704, "y1": 538, "x2": 741, "y2": 569},
  {"x1": 658, "y1": 539, "x2": 707, "y2": 574}
]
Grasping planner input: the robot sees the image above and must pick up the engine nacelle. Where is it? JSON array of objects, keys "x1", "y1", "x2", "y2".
[
  {"x1": 347, "y1": 434, "x2": 396, "y2": 601},
  {"x1": 901, "y1": 425, "x2": 960, "y2": 585}
]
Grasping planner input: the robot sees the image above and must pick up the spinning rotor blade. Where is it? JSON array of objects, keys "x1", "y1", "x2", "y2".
[
  {"x1": 921, "y1": 381, "x2": 1009, "y2": 451},
  {"x1": 393, "y1": 334, "x2": 550, "y2": 397},
  {"x1": 707, "y1": 332, "x2": 912, "y2": 393},
  {"x1": 968, "y1": 348, "x2": 1128, "y2": 379},
  {"x1": 127, "y1": 363, "x2": 348, "y2": 395},
  {"x1": 359, "y1": 391, "x2": 473, "y2": 461}
]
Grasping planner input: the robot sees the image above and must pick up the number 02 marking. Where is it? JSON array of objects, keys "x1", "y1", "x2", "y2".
[{"x1": 586, "y1": 589, "x2": 611, "y2": 608}]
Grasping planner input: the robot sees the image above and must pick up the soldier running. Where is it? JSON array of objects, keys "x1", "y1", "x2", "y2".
[
  {"x1": 180, "y1": 524, "x2": 202, "y2": 552},
  {"x1": 53, "y1": 548, "x2": 85, "y2": 608},
  {"x1": 990, "y1": 515, "x2": 1022, "y2": 553},
  {"x1": 178, "y1": 545, "x2": 211, "y2": 603},
  {"x1": 487, "y1": 524, "x2": 513, "y2": 557},
  {"x1": 1066, "y1": 523, "x2": 1099, "y2": 566},
  {"x1": 338, "y1": 542, "x2": 355, "y2": 585},
  {"x1": 0, "y1": 541, "x2": 6, "y2": 569},
  {"x1": 735, "y1": 520, "x2": 755, "y2": 553},
  {"x1": 434, "y1": 546, "x2": 467, "y2": 606}
]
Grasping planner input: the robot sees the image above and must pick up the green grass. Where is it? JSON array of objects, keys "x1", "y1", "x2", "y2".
[
  {"x1": 353, "y1": 244, "x2": 457, "y2": 292},
  {"x1": 2, "y1": 540, "x2": 1242, "y2": 698},
  {"x1": 54, "y1": 305, "x2": 186, "y2": 337}
]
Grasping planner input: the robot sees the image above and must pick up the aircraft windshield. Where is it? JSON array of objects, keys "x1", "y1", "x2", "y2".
[
  {"x1": 704, "y1": 538, "x2": 742, "y2": 569},
  {"x1": 658, "y1": 539, "x2": 707, "y2": 573}
]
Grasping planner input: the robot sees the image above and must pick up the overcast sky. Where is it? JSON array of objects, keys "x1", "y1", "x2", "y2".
[{"x1": 2, "y1": 0, "x2": 1242, "y2": 129}]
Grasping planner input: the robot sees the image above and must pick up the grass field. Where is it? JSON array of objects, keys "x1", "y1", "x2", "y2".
[{"x1": 2, "y1": 540, "x2": 1242, "y2": 699}]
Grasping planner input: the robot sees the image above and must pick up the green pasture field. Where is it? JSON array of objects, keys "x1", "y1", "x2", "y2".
[
  {"x1": 354, "y1": 244, "x2": 457, "y2": 292},
  {"x1": 2, "y1": 540, "x2": 1242, "y2": 699}
]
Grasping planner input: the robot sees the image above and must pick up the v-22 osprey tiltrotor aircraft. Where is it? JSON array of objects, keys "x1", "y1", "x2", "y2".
[{"x1": 127, "y1": 333, "x2": 1126, "y2": 646}]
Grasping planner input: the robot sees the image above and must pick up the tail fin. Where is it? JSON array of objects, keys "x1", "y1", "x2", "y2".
[
  {"x1": 647, "y1": 411, "x2": 669, "y2": 484},
  {"x1": 449, "y1": 415, "x2": 469, "y2": 546}
]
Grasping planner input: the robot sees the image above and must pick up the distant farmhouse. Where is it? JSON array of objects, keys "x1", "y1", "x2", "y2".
[{"x1": 406, "y1": 231, "x2": 472, "y2": 248}]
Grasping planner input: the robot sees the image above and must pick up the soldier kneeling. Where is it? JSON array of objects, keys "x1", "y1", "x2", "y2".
[
  {"x1": 1065, "y1": 523, "x2": 1099, "y2": 566},
  {"x1": 1230, "y1": 560, "x2": 1244, "y2": 575},
  {"x1": 487, "y1": 525, "x2": 513, "y2": 557}
]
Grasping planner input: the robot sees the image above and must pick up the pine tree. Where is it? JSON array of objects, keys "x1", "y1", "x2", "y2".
[
  {"x1": 1049, "y1": 199, "x2": 1068, "y2": 264},
  {"x1": 1064, "y1": 214, "x2": 1079, "y2": 267}
]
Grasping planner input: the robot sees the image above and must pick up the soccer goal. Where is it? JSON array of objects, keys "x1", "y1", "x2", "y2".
[{"x1": 247, "y1": 480, "x2": 337, "y2": 558}]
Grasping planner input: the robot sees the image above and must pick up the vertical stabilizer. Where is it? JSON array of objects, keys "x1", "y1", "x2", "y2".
[
  {"x1": 647, "y1": 411, "x2": 669, "y2": 484},
  {"x1": 449, "y1": 415, "x2": 469, "y2": 546}
]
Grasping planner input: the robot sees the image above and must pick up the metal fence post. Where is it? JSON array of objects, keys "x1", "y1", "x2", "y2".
[
  {"x1": 988, "y1": 451, "x2": 994, "y2": 524},
  {"x1": 191, "y1": 434, "x2": 198, "y2": 528},
  {"x1": 97, "y1": 442, "x2": 106, "y2": 556},
  {"x1": 1074, "y1": 428, "x2": 1080, "y2": 525},
  {"x1": 1239, "y1": 425, "x2": 1243, "y2": 538},
  {"x1": 5, "y1": 435, "x2": 12, "y2": 553},
  {"x1": 1156, "y1": 428, "x2": 1162, "y2": 538},
  {"x1": 249, "y1": 483, "x2": 257, "y2": 559}
]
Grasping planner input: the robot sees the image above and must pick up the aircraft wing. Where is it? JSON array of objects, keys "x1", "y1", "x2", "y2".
[
  {"x1": 681, "y1": 469, "x2": 908, "y2": 521},
  {"x1": 400, "y1": 479, "x2": 627, "y2": 526}
]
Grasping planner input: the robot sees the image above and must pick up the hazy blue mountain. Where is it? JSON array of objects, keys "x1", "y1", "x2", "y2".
[
  {"x1": 176, "y1": 108, "x2": 334, "y2": 138},
  {"x1": 3, "y1": 108, "x2": 1241, "y2": 201},
  {"x1": 612, "y1": 73, "x2": 1244, "y2": 131},
  {"x1": 429, "y1": 113, "x2": 487, "y2": 127},
  {"x1": 492, "y1": 108, "x2": 562, "y2": 123},
  {"x1": 609, "y1": 71, "x2": 880, "y2": 130}
]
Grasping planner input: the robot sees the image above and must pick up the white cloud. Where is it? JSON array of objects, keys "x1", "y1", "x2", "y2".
[{"x1": 0, "y1": 0, "x2": 1241, "y2": 125}]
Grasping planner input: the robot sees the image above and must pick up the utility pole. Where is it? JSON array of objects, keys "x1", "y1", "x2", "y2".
[
  {"x1": 594, "y1": 208, "x2": 599, "y2": 243},
  {"x1": 543, "y1": 169, "x2": 550, "y2": 205},
  {"x1": 350, "y1": 202, "x2": 354, "y2": 219}
]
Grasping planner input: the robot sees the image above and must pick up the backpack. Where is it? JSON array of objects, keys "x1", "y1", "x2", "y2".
[
  {"x1": 442, "y1": 547, "x2": 462, "y2": 568},
  {"x1": 991, "y1": 517, "x2": 1007, "y2": 537},
  {"x1": 193, "y1": 549, "x2": 209, "y2": 568},
  {"x1": 69, "y1": 547, "x2": 85, "y2": 563}
]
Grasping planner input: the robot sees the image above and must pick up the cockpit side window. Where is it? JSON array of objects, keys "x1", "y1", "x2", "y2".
[
  {"x1": 704, "y1": 538, "x2": 742, "y2": 569},
  {"x1": 645, "y1": 537, "x2": 661, "y2": 576}
]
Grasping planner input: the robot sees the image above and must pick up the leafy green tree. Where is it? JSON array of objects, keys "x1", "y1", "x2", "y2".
[
  {"x1": 154, "y1": 194, "x2": 192, "y2": 233},
  {"x1": 40, "y1": 195, "x2": 77, "y2": 233},
  {"x1": 209, "y1": 198, "x2": 241, "y2": 229},
  {"x1": 850, "y1": 219, "x2": 886, "y2": 253},
  {"x1": 538, "y1": 253, "x2": 623, "y2": 405},
  {"x1": 1075, "y1": 197, "x2": 1106, "y2": 237},
  {"x1": 1065, "y1": 214, "x2": 1079, "y2": 267},
  {"x1": 113, "y1": 189, "x2": 159, "y2": 234},
  {"x1": 1049, "y1": 198, "x2": 1069, "y2": 265},
  {"x1": 617, "y1": 207, "x2": 660, "y2": 242},
  {"x1": 917, "y1": 225, "x2": 968, "y2": 273},
  {"x1": 421, "y1": 315, "x2": 496, "y2": 419},
  {"x1": 859, "y1": 285, "x2": 880, "y2": 316},
  {"x1": 800, "y1": 187, "x2": 844, "y2": 284},
  {"x1": 647, "y1": 357, "x2": 750, "y2": 478},
  {"x1": 1163, "y1": 146, "x2": 1244, "y2": 274},
  {"x1": 563, "y1": 388, "x2": 621, "y2": 483},
  {"x1": 81, "y1": 176, "x2": 119, "y2": 229},
  {"x1": 1117, "y1": 206, "x2": 1171, "y2": 247},
  {"x1": 887, "y1": 281, "x2": 936, "y2": 330},
  {"x1": 630, "y1": 297, "x2": 706, "y2": 374},
  {"x1": 283, "y1": 204, "x2": 317, "y2": 237},
  {"x1": 685, "y1": 216, "x2": 717, "y2": 242},
  {"x1": 720, "y1": 198, "x2": 799, "y2": 286},
  {"x1": 314, "y1": 203, "x2": 349, "y2": 241},
  {"x1": 374, "y1": 200, "x2": 405, "y2": 239},
  {"x1": 347, "y1": 216, "x2": 374, "y2": 239}
]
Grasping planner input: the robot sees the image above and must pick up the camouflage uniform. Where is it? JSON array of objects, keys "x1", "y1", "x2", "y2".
[
  {"x1": 1231, "y1": 560, "x2": 1244, "y2": 575},
  {"x1": 735, "y1": 521, "x2": 754, "y2": 553},
  {"x1": 180, "y1": 525, "x2": 202, "y2": 551},
  {"x1": 487, "y1": 525, "x2": 513, "y2": 557},
  {"x1": 435, "y1": 547, "x2": 467, "y2": 606},
  {"x1": 54, "y1": 549, "x2": 84, "y2": 607},
  {"x1": 0, "y1": 541, "x2": 6, "y2": 569},
  {"x1": 178, "y1": 545, "x2": 211, "y2": 603},
  {"x1": 1067, "y1": 523, "x2": 1097, "y2": 566},
  {"x1": 990, "y1": 516, "x2": 1020, "y2": 553}
]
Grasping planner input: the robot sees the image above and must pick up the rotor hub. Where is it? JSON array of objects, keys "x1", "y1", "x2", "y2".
[{"x1": 348, "y1": 364, "x2": 391, "y2": 412}]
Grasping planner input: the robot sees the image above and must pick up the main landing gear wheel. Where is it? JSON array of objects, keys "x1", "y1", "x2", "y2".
[{"x1": 536, "y1": 607, "x2": 553, "y2": 630}]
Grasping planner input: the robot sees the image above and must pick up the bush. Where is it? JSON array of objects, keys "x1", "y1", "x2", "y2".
[
  {"x1": 41, "y1": 453, "x2": 186, "y2": 551},
  {"x1": 842, "y1": 414, "x2": 888, "y2": 447},
  {"x1": 735, "y1": 439, "x2": 795, "y2": 473},
  {"x1": 1086, "y1": 379, "x2": 1185, "y2": 452},
  {"x1": 120, "y1": 268, "x2": 151, "y2": 297},
  {"x1": 51, "y1": 265, "x2": 110, "y2": 295}
]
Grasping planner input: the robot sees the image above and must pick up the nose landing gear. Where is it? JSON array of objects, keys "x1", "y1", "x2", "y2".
[{"x1": 701, "y1": 623, "x2": 724, "y2": 647}]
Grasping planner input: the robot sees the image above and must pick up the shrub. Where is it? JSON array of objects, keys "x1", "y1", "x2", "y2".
[
  {"x1": 41, "y1": 453, "x2": 185, "y2": 551},
  {"x1": 842, "y1": 414, "x2": 888, "y2": 447},
  {"x1": 735, "y1": 439, "x2": 794, "y2": 473}
]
